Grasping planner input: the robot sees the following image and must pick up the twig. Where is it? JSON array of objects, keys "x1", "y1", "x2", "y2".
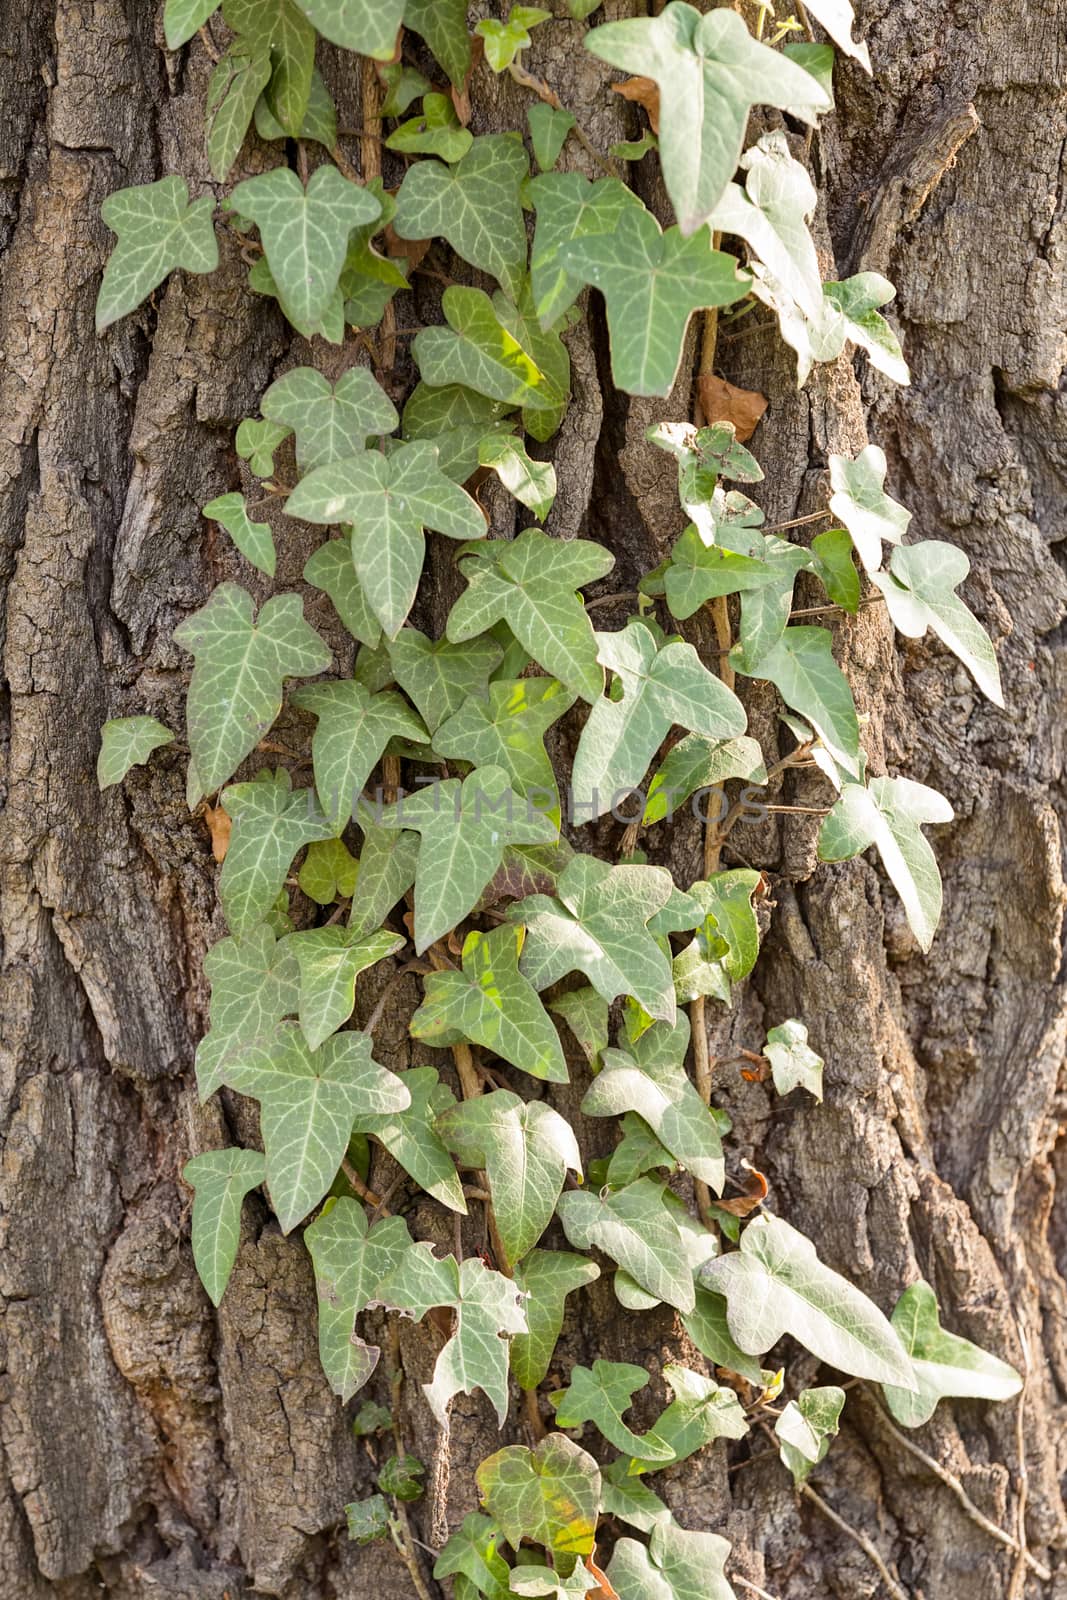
[
  {"x1": 585, "y1": 590, "x2": 641, "y2": 612},
  {"x1": 763, "y1": 508, "x2": 833, "y2": 534},
  {"x1": 789, "y1": 595, "x2": 885, "y2": 621},
  {"x1": 733, "y1": 1578, "x2": 781, "y2": 1600},
  {"x1": 799, "y1": 1483, "x2": 909, "y2": 1600},
  {"x1": 390, "y1": 1502, "x2": 439, "y2": 1600},
  {"x1": 523, "y1": 1386, "x2": 547, "y2": 1443},
  {"x1": 507, "y1": 60, "x2": 619, "y2": 177},
  {"x1": 341, "y1": 1158, "x2": 390, "y2": 1214},
  {"x1": 197, "y1": 23, "x2": 220, "y2": 62},
  {"x1": 1008, "y1": 1315, "x2": 1031, "y2": 1600}
]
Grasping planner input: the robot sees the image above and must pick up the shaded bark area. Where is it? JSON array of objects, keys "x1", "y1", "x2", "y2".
[{"x1": 0, "y1": 4, "x2": 1065, "y2": 1598}]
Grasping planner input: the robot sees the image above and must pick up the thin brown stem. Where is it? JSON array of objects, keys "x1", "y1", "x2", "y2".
[
  {"x1": 798, "y1": 1483, "x2": 909, "y2": 1600},
  {"x1": 522, "y1": 1386, "x2": 547, "y2": 1443},
  {"x1": 507, "y1": 60, "x2": 620, "y2": 177},
  {"x1": 789, "y1": 595, "x2": 885, "y2": 621},
  {"x1": 341, "y1": 1158, "x2": 389, "y2": 1214},
  {"x1": 763, "y1": 508, "x2": 833, "y2": 534}
]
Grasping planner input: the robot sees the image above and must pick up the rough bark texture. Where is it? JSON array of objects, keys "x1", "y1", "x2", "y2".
[{"x1": 1, "y1": 3, "x2": 1065, "y2": 1598}]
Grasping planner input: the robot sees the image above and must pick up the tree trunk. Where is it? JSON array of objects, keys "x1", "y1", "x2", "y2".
[{"x1": 1, "y1": 4, "x2": 1065, "y2": 1598}]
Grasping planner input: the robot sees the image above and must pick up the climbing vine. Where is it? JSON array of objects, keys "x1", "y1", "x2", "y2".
[{"x1": 96, "y1": 2, "x2": 1022, "y2": 1594}]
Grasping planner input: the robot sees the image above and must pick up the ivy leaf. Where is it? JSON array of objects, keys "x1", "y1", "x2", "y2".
[
  {"x1": 286, "y1": 439, "x2": 486, "y2": 638},
  {"x1": 476, "y1": 7, "x2": 551, "y2": 73},
  {"x1": 413, "y1": 287, "x2": 565, "y2": 425},
  {"x1": 528, "y1": 104, "x2": 576, "y2": 171},
  {"x1": 828, "y1": 444, "x2": 911, "y2": 574},
  {"x1": 528, "y1": 172, "x2": 642, "y2": 328},
  {"x1": 556, "y1": 203, "x2": 749, "y2": 396},
  {"x1": 803, "y1": 0, "x2": 871, "y2": 70},
  {"x1": 293, "y1": 678, "x2": 427, "y2": 831},
  {"x1": 195, "y1": 924, "x2": 299, "y2": 1098},
  {"x1": 394, "y1": 135, "x2": 530, "y2": 300},
  {"x1": 763, "y1": 1018, "x2": 823, "y2": 1100},
  {"x1": 377, "y1": 1247, "x2": 527, "y2": 1424},
  {"x1": 204, "y1": 491, "x2": 276, "y2": 577},
  {"x1": 206, "y1": 41, "x2": 272, "y2": 182},
  {"x1": 510, "y1": 856, "x2": 678, "y2": 1023},
  {"x1": 600, "y1": 1462, "x2": 669, "y2": 1533},
  {"x1": 511, "y1": 1251, "x2": 601, "y2": 1391},
  {"x1": 97, "y1": 715, "x2": 174, "y2": 789},
  {"x1": 404, "y1": 379, "x2": 516, "y2": 450},
  {"x1": 819, "y1": 273, "x2": 910, "y2": 385},
  {"x1": 606, "y1": 1113, "x2": 675, "y2": 1187},
  {"x1": 434, "y1": 676, "x2": 574, "y2": 817},
  {"x1": 224, "y1": 1023, "x2": 410, "y2": 1231},
  {"x1": 548, "y1": 986, "x2": 609, "y2": 1071},
  {"x1": 607, "y1": 1515, "x2": 736, "y2": 1600},
  {"x1": 509, "y1": 1564, "x2": 599, "y2": 1599},
  {"x1": 872, "y1": 541, "x2": 1003, "y2": 705},
  {"x1": 582, "y1": 1045, "x2": 725, "y2": 1193},
  {"x1": 818, "y1": 775, "x2": 954, "y2": 952},
  {"x1": 411, "y1": 925, "x2": 569, "y2": 1084},
  {"x1": 811, "y1": 527, "x2": 860, "y2": 614},
  {"x1": 96, "y1": 176, "x2": 218, "y2": 331},
  {"x1": 671, "y1": 869, "x2": 762, "y2": 1007},
  {"x1": 174, "y1": 584, "x2": 330, "y2": 793},
  {"x1": 184, "y1": 1148, "x2": 265, "y2": 1306},
  {"x1": 557, "y1": 1179, "x2": 696, "y2": 1312},
  {"x1": 351, "y1": 1065, "x2": 466, "y2": 1212},
  {"x1": 681, "y1": 1289, "x2": 763, "y2": 1383},
  {"x1": 283, "y1": 927, "x2": 404, "y2": 1050},
  {"x1": 448, "y1": 531, "x2": 615, "y2": 705},
  {"x1": 439, "y1": 1090, "x2": 582, "y2": 1268},
  {"x1": 386, "y1": 628, "x2": 502, "y2": 734},
  {"x1": 585, "y1": 4, "x2": 830, "y2": 234},
  {"x1": 659, "y1": 525, "x2": 785, "y2": 622},
  {"x1": 701, "y1": 1213, "x2": 916, "y2": 1386},
  {"x1": 224, "y1": 0, "x2": 316, "y2": 133},
  {"x1": 292, "y1": 0, "x2": 404, "y2": 57},
  {"x1": 379, "y1": 766, "x2": 557, "y2": 952},
  {"x1": 637, "y1": 1363, "x2": 748, "y2": 1467},
  {"x1": 349, "y1": 810, "x2": 420, "y2": 936},
  {"x1": 236, "y1": 416, "x2": 291, "y2": 478},
  {"x1": 735, "y1": 626, "x2": 860, "y2": 779},
  {"x1": 165, "y1": 0, "x2": 219, "y2": 49},
  {"x1": 299, "y1": 836, "x2": 358, "y2": 905},
  {"x1": 476, "y1": 1434, "x2": 601, "y2": 1566},
  {"x1": 404, "y1": 0, "x2": 472, "y2": 88},
  {"x1": 478, "y1": 435, "x2": 557, "y2": 523},
  {"x1": 572, "y1": 620, "x2": 747, "y2": 818},
  {"x1": 775, "y1": 1385, "x2": 845, "y2": 1484},
  {"x1": 643, "y1": 733, "x2": 765, "y2": 826},
  {"x1": 346, "y1": 1495, "x2": 390, "y2": 1544},
  {"x1": 709, "y1": 131, "x2": 822, "y2": 319},
  {"x1": 435, "y1": 1514, "x2": 512, "y2": 1600},
  {"x1": 882, "y1": 1279, "x2": 1022, "y2": 1428},
  {"x1": 304, "y1": 1197, "x2": 413, "y2": 1400},
  {"x1": 304, "y1": 540, "x2": 381, "y2": 649},
  {"x1": 255, "y1": 66, "x2": 338, "y2": 148},
  {"x1": 551, "y1": 1362, "x2": 674, "y2": 1463},
  {"x1": 219, "y1": 771, "x2": 335, "y2": 934},
  {"x1": 261, "y1": 366, "x2": 398, "y2": 471},
  {"x1": 386, "y1": 93, "x2": 474, "y2": 164},
  {"x1": 230, "y1": 166, "x2": 379, "y2": 335},
  {"x1": 648, "y1": 418, "x2": 764, "y2": 492}
]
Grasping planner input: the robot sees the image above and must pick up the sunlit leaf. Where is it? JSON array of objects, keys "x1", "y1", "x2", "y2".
[
  {"x1": 351, "y1": 1065, "x2": 467, "y2": 1212},
  {"x1": 828, "y1": 444, "x2": 911, "y2": 574},
  {"x1": 476, "y1": 1434, "x2": 601, "y2": 1566},
  {"x1": 305, "y1": 1197, "x2": 413, "y2": 1400},
  {"x1": 882, "y1": 1279, "x2": 1022, "y2": 1428},
  {"x1": 557, "y1": 1178, "x2": 696, "y2": 1312},
  {"x1": 775, "y1": 1385, "x2": 844, "y2": 1484},
  {"x1": 872, "y1": 540, "x2": 1003, "y2": 705},
  {"x1": 511, "y1": 1251, "x2": 601, "y2": 1391}
]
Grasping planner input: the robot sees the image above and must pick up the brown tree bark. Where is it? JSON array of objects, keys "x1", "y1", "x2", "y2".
[{"x1": 1, "y1": 4, "x2": 1065, "y2": 1598}]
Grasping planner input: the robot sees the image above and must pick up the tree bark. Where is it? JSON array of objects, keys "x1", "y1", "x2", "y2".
[{"x1": 1, "y1": 4, "x2": 1065, "y2": 1598}]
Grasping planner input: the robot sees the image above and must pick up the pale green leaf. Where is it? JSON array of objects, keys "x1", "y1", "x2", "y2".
[
  {"x1": 404, "y1": 0, "x2": 471, "y2": 87},
  {"x1": 476, "y1": 7, "x2": 550, "y2": 72},
  {"x1": 476, "y1": 1434, "x2": 601, "y2": 1565},
  {"x1": 394, "y1": 135, "x2": 530, "y2": 300},
  {"x1": 775, "y1": 1385, "x2": 844, "y2": 1483},
  {"x1": 681, "y1": 1289, "x2": 763, "y2": 1383},
  {"x1": 304, "y1": 540, "x2": 381, "y2": 648},
  {"x1": 346, "y1": 1495, "x2": 390, "y2": 1544},
  {"x1": 262, "y1": 366, "x2": 397, "y2": 471},
  {"x1": 236, "y1": 416, "x2": 290, "y2": 478},
  {"x1": 292, "y1": 0, "x2": 404, "y2": 57},
  {"x1": 600, "y1": 1462, "x2": 668, "y2": 1533},
  {"x1": 174, "y1": 583, "x2": 330, "y2": 792},
  {"x1": 293, "y1": 677, "x2": 427, "y2": 831},
  {"x1": 386, "y1": 627, "x2": 502, "y2": 733},
  {"x1": 299, "y1": 835, "x2": 358, "y2": 905},
  {"x1": 734, "y1": 625, "x2": 860, "y2": 778},
  {"x1": 803, "y1": 0, "x2": 871, "y2": 69},
  {"x1": 433, "y1": 676, "x2": 574, "y2": 817},
  {"x1": 701, "y1": 1213, "x2": 916, "y2": 1386},
  {"x1": 283, "y1": 926, "x2": 404, "y2": 1050},
  {"x1": 828, "y1": 444, "x2": 911, "y2": 574},
  {"x1": 509, "y1": 1563, "x2": 598, "y2": 1599},
  {"x1": 528, "y1": 104, "x2": 576, "y2": 171},
  {"x1": 224, "y1": 0, "x2": 316, "y2": 133},
  {"x1": 585, "y1": 3, "x2": 830, "y2": 234},
  {"x1": 811, "y1": 527, "x2": 860, "y2": 614},
  {"x1": 637, "y1": 1363, "x2": 748, "y2": 1467},
  {"x1": 820, "y1": 273, "x2": 910, "y2": 385},
  {"x1": 557, "y1": 1178, "x2": 696, "y2": 1312},
  {"x1": 304, "y1": 1197, "x2": 412, "y2": 1399},
  {"x1": 551, "y1": 1362, "x2": 674, "y2": 1463},
  {"x1": 97, "y1": 715, "x2": 174, "y2": 789},
  {"x1": 605, "y1": 1112, "x2": 675, "y2": 1187},
  {"x1": 255, "y1": 66, "x2": 338, "y2": 148},
  {"x1": 413, "y1": 287, "x2": 565, "y2": 423},
  {"x1": 247, "y1": 252, "x2": 345, "y2": 342},
  {"x1": 647, "y1": 418, "x2": 764, "y2": 508},
  {"x1": 96, "y1": 176, "x2": 218, "y2": 331},
  {"x1": 218, "y1": 770, "x2": 334, "y2": 934},
  {"x1": 764, "y1": 1018, "x2": 823, "y2": 1100},
  {"x1": 195, "y1": 923, "x2": 299, "y2": 1099},
  {"x1": 386, "y1": 93, "x2": 474, "y2": 164},
  {"x1": 582, "y1": 1042, "x2": 725, "y2": 1192},
  {"x1": 548, "y1": 986, "x2": 608, "y2": 1070},
  {"x1": 434, "y1": 1514, "x2": 512, "y2": 1600},
  {"x1": 643, "y1": 733, "x2": 765, "y2": 825},
  {"x1": 349, "y1": 810, "x2": 420, "y2": 935},
  {"x1": 351, "y1": 1064, "x2": 466, "y2": 1211},
  {"x1": 184, "y1": 1147, "x2": 265, "y2": 1305},
  {"x1": 165, "y1": 0, "x2": 219, "y2": 49},
  {"x1": 511, "y1": 1251, "x2": 600, "y2": 1391},
  {"x1": 882, "y1": 1279, "x2": 1022, "y2": 1428},
  {"x1": 204, "y1": 491, "x2": 276, "y2": 576},
  {"x1": 527, "y1": 172, "x2": 642, "y2": 327},
  {"x1": 660, "y1": 524, "x2": 787, "y2": 622},
  {"x1": 611, "y1": 129, "x2": 659, "y2": 161},
  {"x1": 608, "y1": 1517, "x2": 736, "y2": 1600},
  {"x1": 872, "y1": 540, "x2": 1003, "y2": 705},
  {"x1": 709, "y1": 130, "x2": 821, "y2": 318},
  {"x1": 479, "y1": 435, "x2": 557, "y2": 522},
  {"x1": 206, "y1": 42, "x2": 272, "y2": 182}
]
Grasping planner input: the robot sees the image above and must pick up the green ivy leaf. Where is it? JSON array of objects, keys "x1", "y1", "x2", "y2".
[
  {"x1": 872, "y1": 540, "x2": 1003, "y2": 705},
  {"x1": 701, "y1": 1213, "x2": 916, "y2": 1386},
  {"x1": 379, "y1": 1453, "x2": 425, "y2": 1501},
  {"x1": 511, "y1": 1251, "x2": 601, "y2": 1391},
  {"x1": 411, "y1": 925, "x2": 569, "y2": 1084},
  {"x1": 377, "y1": 1246, "x2": 527, "y2": 1423},
  {"x1": 510, "y1": 855, "x2": 679, "y2": 1023},
  {"x1": 345, "y1": 1494, "x2": 390, "y2": 1544},
  {"x1": 292, "y1": 0, "x2": 404, "y2": 57},
  {"x1": 261, "y1": 366, "x2": 398, "y2": 471},
  {"x1": 206, "y1": 41, "x2": 272, "y2": 182},
  {"x1": 379, "y1": 766, "x2": 557, "y2": 952},
  {"x1": 648, "y1": 417, "x2": 764, "y2": 504},
  {"x1": 283, "y1": 926, "x2": 404, "y2": 1050},
  {"x1": 478, "y1": 435, "x2": 557, "y2": 522},
  {"x1": 224, "y1": 0, "x2": 316, "y2": 134},
  {"x1": 434, "y1": 1514, "x2": 512, "y2": 1600},
  {"x1": 775, "y1": 1385, "x2": 845, "y2": 1484},
  {"x1": 605, "y1": 1113, "x2": 675, "y2": 1187},
  {"x1": 527, "y1": 172, "x2": 643, "y2": 328},
  {"x1": 97, "y1": 715, "x2": 174, "y2": 789},
  {"x1": 551, "y1": 1361, "x2": 675, "y2": 1463},
  {"x1": 599, "y1": 1462, "x2": 669, "y2": 1533},
  {"x1": 439, "y1": 1089, "x2": 582, "y2": 1268},
  {"x1": 572, "y1": 620, "x2": 747, "y2": 818},
  {"x1": 433, "y1": 676, "x2": 574, "y2": 818},
  {"x1": 710, "y1": 130, "x2": 821, "y2": 318},
  {"x1": 305, "y1": 1197, "x2": 413, "y2": 1399},
  {"x1": 195, "y1": 923, "x2": 299, "y2": 1098},
  {"x1": 96, "y1": 176, "x2": 218, "y2": 331},
  {"x1": 386, "y1": 627, "x2": 502, "y2": 733},
  {"x1": 165, "y1": 0, "x2": 219, "y2": 49},
  {"x1": 394, "y1": 135, "x2": 530, "y2": 299},
  {"x1": 510, "y1": 1563, "x2": 599, "y2": 1599},
  {"x1": 828, "y1": 444, "x2": 911, "y2": 574},
  {"x1": 476, "y1": 6, "x2": 551, "y2": 72},
  {"x1": 184, "y1": 1148, "x2": 265, "y2": 1305},
  {"x1": 735, "y1": 625, "x2": 860, "y2": 779},
  {"x1": 637, "y1": 1363, "x2": 748, "y2": 1468},
  {"x1": 764, "y1": 1018, "x2": 823, "y2": 1100},
  {"x1": 204, "y1": 491, "x2": 276, "y2": 576},
  {"x1": 585, "y1": 4, "x2": 830, "y2": 234},
  {"x1": 404, "y1": 0, "x2": 471, "y2": 87},
  {"x1": 236, "y1": 417, "x2": 289, "y2": 480},
  {"x1": 528, "y1": 104, "x2": 576, "y2": 171},
  {"x1": 811, "y1": 527, "x2": 860, "y2": 614},
  {"x1": 607, "y1": 1515, "x2": 736, "y2": 1600},
  {"x1": 230, "y1": 166, "x2": 379, "y2": 335},
  {"x1": 643, "y1": 733, "x2": 765, "y2": 825},
  {"x1": 818, "y1": 775, "x2": 953, "y2": 952},
  {"x1": 386, "y1": 93, "x2": 474, "y2": 164},
  {"x1": 882, "y1": 1279, "x2": 1021, "y2": 1428},
  {"x1": 174, "y1": 584, "x2": 331, "y2": 792},
  {"x1": 659, "y1": 524, "x2": 784, "y2": 622},
  {"x1": 802, "y1": 0, "x2": 871, "y2": 69},
  {"x1": 556, "y1": 203, "x2": 749, "y2": 396},
  {"x1": 255, "y1": 66, "x2": 338, "y2": 148},
  {"x1": 413, "y1": 287, "x2": 565, "y2": 425},
  {"x1": 299, "y1": 835, "x2": 359, "y2": 904},
  {"x1": 219, "y1": 771, "x2": 335, "y2": 934},
  {"x1": 681, "y1": 1289, "x2": 763, "y2": 1383},
  {"x1": 557, "y1": 1178, "x2": 696, "y2": 1312},
  {"x1": 548, "y1": 986, "x2": 609, "y2": 1070},
  {"x1": 349, "y1": 810, "x2": 420, "y2": 935},
  {"x1": 304, "y1": 540, "x2": 382, "y2": 649},
  {"x1": 582, "y1": 1042, "x2": 725, "y2": 1192},
  {"x1": 351, "y1": 1065, "x2": 466, "y2": 1212},
  {"x1": 286, "y1": 440, "x2": 486, "y2": 638},
  {"x1": 476, "y1": 1434, "x2": 601, "y2": 1566},
  {"x1": 293, "y1": 678, "x2": 427, "y2": 831},
  {"x1": 674, "y1": 869, "x2": 762, "y2": 1005},
  {"x1": 224, "y1": 1023, "x2": 410, "y2": 1230},
  {"x1": 818, "y1": 273, "x2": 910, "y2": 385},
  {"x1": 448, "y1": 531, "x2": 614, "y2": 704}
]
